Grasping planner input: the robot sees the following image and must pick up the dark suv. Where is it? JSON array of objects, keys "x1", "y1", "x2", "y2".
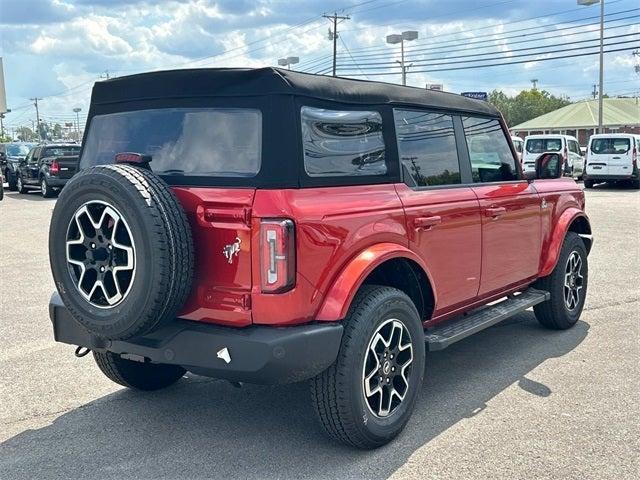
[
  {"x1": 1, "y1": 142, "x2": 36, "y2": 190},
  {"x1": 49, "y1": 68, "x2": 592, "y2": 448},
  {"x1": 17, "y1": 143, "x2": 81, "y2": 197}
]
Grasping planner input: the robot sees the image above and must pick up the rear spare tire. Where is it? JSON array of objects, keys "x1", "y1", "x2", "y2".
[{"x1": 49, "y1": 165, "x2": 194, "y2": 340}]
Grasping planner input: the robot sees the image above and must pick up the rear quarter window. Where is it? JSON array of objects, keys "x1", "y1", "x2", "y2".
[
  {"x1": 300, "y1": 106, "x2": 386, "y2": 177},
  {"x1": 80, "y1": 108, "x2": 262, "y2": 177}
]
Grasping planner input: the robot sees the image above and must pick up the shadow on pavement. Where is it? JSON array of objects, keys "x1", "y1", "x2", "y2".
[
  {"x1": 0, "y1": 312, "x2": 588, "y2": 480},
  {"x1": 1, "y1": 190, "x2": 57, "y2": 202}
]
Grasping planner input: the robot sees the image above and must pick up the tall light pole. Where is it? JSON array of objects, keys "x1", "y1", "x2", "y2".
[
  {"x1": 277, "y1": 56, "x2": 300, "y2": 70},
  {"x1": 386, "y1": 30, "x2": 419, "y2": 86},
  {"x1": 30, "y1": 97, "x2": 42, "y2": 140},
  {"x1": 73, "y1": 107, "x2": 82, "y2": 140},
  {"x1": 0, "y1": 108, "x2": 10, "y2": 138},
  {"x1": 578, "y1": 0, "x2": 605, "y2": 133}
]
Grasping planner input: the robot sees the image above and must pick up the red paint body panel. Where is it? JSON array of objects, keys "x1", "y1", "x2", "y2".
[
  {"x1": 394, "y1": 184, "x2": 481, "y2": 317},
  {"x1": 250, "y1": 185, "x2": 407, "y2": 325},
  {"x1": 316, "y1": 243, "x2": 432, "y2": 321},
  {"x1": 172, "y1": 187, "x2": 255, "y2": 327},
  {"x1": 471, "y1": 181, "x2": 542, "y2": 296},
  {"x1": 170, "y1": 176, "x2": 588, "y2": 328}
]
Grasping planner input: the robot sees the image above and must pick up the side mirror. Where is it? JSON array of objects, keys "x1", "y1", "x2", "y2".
[{"x1": 535, "y1": 152, "x2": 563, "y2": 179}]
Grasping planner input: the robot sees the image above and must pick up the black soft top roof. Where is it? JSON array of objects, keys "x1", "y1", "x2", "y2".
[{"x1": 90, "y1": 67, "x2": 499, "y2": 116}]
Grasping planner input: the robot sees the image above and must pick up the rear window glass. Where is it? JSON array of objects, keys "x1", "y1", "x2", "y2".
[
  {"x1": 525, "y1": 138, "x2": 562, "y2": 153},
  {"x1": 301, "y1": 106, "x2": 386, "y2": 177},
  {"x1": 6, "y1": 144, "x2": 32, "y2": 156},
  {"x1": 80, "y1": 108, "x2": 262, "y2": 177},
  {"x1": 43, "y1": 146, "x2": 81, "y2": 157},
  {"x1": 590, "y1": 138, "x2": 631, "y2": 154}
]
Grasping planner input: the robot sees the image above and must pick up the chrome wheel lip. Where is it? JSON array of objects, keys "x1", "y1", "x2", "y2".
[
  {"x1": 563, "y1": 251, "x2": 584, "y2": 311},
  {"x1": 362, "y1": 318, "x2": 413, "y2": 418},
  {"x1": 65, "y1": 200, "x2": 137, "y2": 309}
]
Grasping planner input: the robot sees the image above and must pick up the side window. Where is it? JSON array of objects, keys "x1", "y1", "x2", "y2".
[
  {"x1": 462, "y1": 117, "x2": 518, "y2": 183},
  {"x1": 393, "y1": 109, "x2": 461, "y2": 187},
  {"x1": 569, "y1": 140, "x2": 580, "y2": 155},
  {"x1": 300, "y1": 106, "x2": 386, "y2": 177},
  {"x1": 29, "y1": 148, "x2": 39, "y2": 163}
]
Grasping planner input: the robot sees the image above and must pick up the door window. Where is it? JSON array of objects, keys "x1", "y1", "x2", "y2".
[
  {"x1": 462, "y1": 117, "x2": 518, "y2": 183},
  {"x1": 393, "y1": 110, "x2": 461, "y2": 187},
  {"x1": 300, "y1": 106, "x2": 386, "y2": 177}
]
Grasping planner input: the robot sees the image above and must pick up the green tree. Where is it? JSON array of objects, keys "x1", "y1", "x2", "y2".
[
  {"x1": 16, "y1": 126, "x2": 37, "y2": 141},
  {"x1": 52, "y1": 123, "x2": 63, "y2": 139},
  {"x1": 489, "y1": 89, "x2": 572, "y2": 128}
]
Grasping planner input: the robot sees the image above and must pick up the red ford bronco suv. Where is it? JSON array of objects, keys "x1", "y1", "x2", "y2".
[{"x1": 48, "y1": 68, "x2": 592, "y2": 449}]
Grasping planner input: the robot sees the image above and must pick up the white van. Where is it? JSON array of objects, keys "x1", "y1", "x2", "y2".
[
  {"x1": 511, "y1": 136, "x2": 524, "y2": 163},
  {"x1": 584, "y1": 133, "x2": 640, "y2": 189},
  {"x1": 523, "y1": 134, "x2": 584, "y2": 179}
]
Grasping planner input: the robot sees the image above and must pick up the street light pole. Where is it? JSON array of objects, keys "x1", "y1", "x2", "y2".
[
  {"x1": 386, "y1": 31, "x2": 418, "y2": 86},
  {"x1": 598, "y1": 0, "x2": 604, "y2": 134},
  {"x1": 578, "y1": 0, "x2": 605, "y2": 133},
  {"x1": 73, "y1": 107, "x2": 82, "y2": 140}
]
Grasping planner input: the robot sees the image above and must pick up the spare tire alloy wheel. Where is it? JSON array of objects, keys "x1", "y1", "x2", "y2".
[
  {"x1": 363, "y1": 318, "x2": 413, "y2": 418},
  {"x1": 50, "y1": 164, "x2": 194, "y2": 340},
  {"x1": 66, "y1": 200, "x2": 135, "y2": 308}
]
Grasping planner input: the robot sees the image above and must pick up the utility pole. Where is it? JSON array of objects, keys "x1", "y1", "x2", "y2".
[
  {"x1": 30, "y1": 97, "x2": 42, "y2": 141},
  {"x1": 597, "y1": 0, "x2": 604, "y2": 133},
  {"x1": 323, "y1": 12, "x2": 350, "y2": 77},
  {"x1": 592, "y1": 84, "x2": 598, "y2": 99},
  {"x1": 73, "y1": 107, "x2": 82, "y2": 140},
  {"x1": 530, "y1": 79, "x2": 539, "y2": 90}
]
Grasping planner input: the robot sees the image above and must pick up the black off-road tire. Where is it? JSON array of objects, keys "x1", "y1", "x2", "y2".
[
  {"x1": 631, "y1": 179, "x2": 640, "y2": 190},
  {"x1": 311, "y1": 285, "x2": 425, "y2": 449},
  {"x1": 17, "y1": 175, "x2": 28, "y2": 194},
  {"x1": 41, "y1": 177, "x2": 54, "y2": 198},
  {"x1": 49, "y1": 164, "x2": 194, "y2": 340},
  {"x1": 583, "y1": 179, "x2": 594, "y2": 189},
  {"x1": 93, "y1": 351, "x2": 185, "y2": 391},
  {"x1": 534, "y1": 232, "x2": 588, "y2": 330}
]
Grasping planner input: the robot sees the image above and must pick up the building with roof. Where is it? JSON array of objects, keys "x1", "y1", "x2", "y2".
[{"x1": 510, "y1": 97, "x2": 640, "y2": 145}]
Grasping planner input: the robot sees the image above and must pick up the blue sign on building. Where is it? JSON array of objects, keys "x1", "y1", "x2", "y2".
[{"x1": 461, "y1": 92, "x2": 488, "y2": 101}]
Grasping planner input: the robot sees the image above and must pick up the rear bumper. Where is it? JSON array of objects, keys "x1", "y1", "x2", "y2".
[
  {"x1": 49, "y1": 293, "x2": 343, "y2": 384},
  {"x1": 44, "y1": 175, "x2": 70, "y2": 187},
  {"x1": 583, "y1": 173, "x2": 638, "y2": 182}
]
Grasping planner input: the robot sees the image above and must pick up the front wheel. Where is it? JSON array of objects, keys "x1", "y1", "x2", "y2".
[
  {"x1": 6, "y1": 171, "x2": 17, "y2": 191},
  {"x1": 17, "y1": 175, "x2": 28, "y2": 194},
  {"x1": 584, "y1": 179, "x2": 594, "y2": 189},
  {"x1": 534, "y1": 232, "x2": 588, "y2": 330},
  {"x1": 311, "y1": 285, "x2": 425, "y2": 449},
  {"x1": 93, "y1": 351, "x2": 185, "y2": 391}
]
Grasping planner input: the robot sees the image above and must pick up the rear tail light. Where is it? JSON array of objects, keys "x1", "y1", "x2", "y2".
[
  {"x1": 50, "y1": 161, "x2": 60, "y2": 174},
  {"x1": 633, "y1": 146, "x2": 638, "y2": 169},
  {"x1": 260, "y1": 219, "x2": 295, "y2": 293}
]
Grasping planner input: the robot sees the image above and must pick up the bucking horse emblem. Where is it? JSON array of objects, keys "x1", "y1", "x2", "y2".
[{"x1": 223, "y1": 237, "x2": 242, "y2": 264}]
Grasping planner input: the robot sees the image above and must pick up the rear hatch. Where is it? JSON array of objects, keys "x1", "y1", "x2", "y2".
[
  {"x1": 523, "y1": 137, "x2": 564, "y2": 172},
  {"x1": 586, "y1": 136, "x2": 633, "y2": 177},
  {"x1": 79, "y1": 106, "x2": 262, "y2": 327},
  {"x1": 54, "y1": 155, "x2": 80, "y2": 179}
]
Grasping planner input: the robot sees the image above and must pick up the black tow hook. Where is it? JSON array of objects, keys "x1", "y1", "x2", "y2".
[{"x1": 74, "y1": 346, "x2": 91, "y2": 358}]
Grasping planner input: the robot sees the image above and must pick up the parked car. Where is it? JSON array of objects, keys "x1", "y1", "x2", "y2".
[
  {"x1": 523, "y1": 134, "x2": 584, "y2": 179},
  {"x1": 584, "y1": 133, "x2": 640, "y2": 189},
  {"x1": 0, "y1": 142, "x2": 36, "y2": 190},
  {"x1": 48, "y1": 68, "x2": 592, "y2": 449},
  {"x1": 511, "y1": 135, "x2": 524, "y2": 162},
  {"x1": 16, "y1": 143, "x2": 81, "y2": 197}
]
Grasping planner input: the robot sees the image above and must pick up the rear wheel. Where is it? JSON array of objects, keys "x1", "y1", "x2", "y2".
[
  {"x1": 93, "y1": 351, "x2": 185, "y2": 391},
  {"x1": 311, "y1": 285, "x2": 425, "y2": 449},
  {"x1": 41, "y1": 177, "x2": 54, "y2": 198},
  {"x1": 630, "y1": 179, "x2": 640, "y2": 189},
  {"x1": 534, "y1": 232, "x2": 588, "y2": 330},
  {"x1": 584, "y1": 179, "x2": 594, "y2": 189}
]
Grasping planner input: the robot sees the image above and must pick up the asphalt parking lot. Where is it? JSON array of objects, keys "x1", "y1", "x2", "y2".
[{"x1": 0, "y1": 184, "x2": 638, "y2": 480}]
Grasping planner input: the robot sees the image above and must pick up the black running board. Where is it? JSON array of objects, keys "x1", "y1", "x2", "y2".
[{"x1": 424, "y1": 288, "x2": 550, "y2": 351}]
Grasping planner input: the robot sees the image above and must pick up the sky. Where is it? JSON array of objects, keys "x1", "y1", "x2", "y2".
[{"x1": 0, "y1": 0, "x2": 638, "y2": 132}]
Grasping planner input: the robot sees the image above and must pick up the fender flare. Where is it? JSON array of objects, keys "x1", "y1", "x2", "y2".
[
  {"x1": 316, "y1": 242, "x2": 435, "y2": 321},
  {"x1": 540, "y1": 208, "x2": 592, "y2": 277}
]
